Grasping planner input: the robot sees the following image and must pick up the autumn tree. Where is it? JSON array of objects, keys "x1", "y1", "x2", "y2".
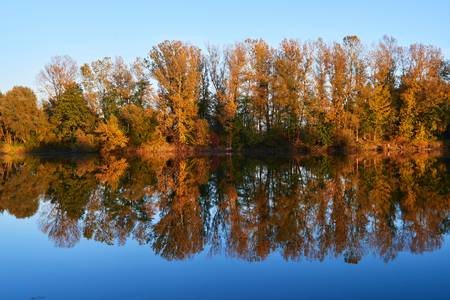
[
  {"x1": 321, "y1": 36, "x2": 368, "y2": 145},
  {"x1": 148, "y1": 40, "x2": 208, "y2": 146},
  {"x1": 342, "y1": 35, "x2": 367, "y2": 142},
  {"x1": 312, "y1": 39, "x2": 335, "y2": 145},
  {"x1": 273, "y1": 39, "x2": 314, "y2": 143},
  {"x1": 327, "y1": 41, "x2": 347, "y2": 130},
  {"x1": 367, "y1": 36, "x2": 399, "y2": 141},
  {"x1": 95, "y1": 115, "x2": 128, "y2": 152},
  {"x1": 399, "y1": 44, "x2": 449, "y2": 140},
  {"x1": 246, "y1": 39, "x2": 274, "y2": 134},
  {"x1": 208, "y1": 43, "x2": 247, "y2": 147},
  {"x1": 0, "y1": 86, "x2": 48, "y2": 145}
]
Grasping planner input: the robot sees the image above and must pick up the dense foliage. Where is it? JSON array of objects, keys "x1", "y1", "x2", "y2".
[{"x1": 1, "y1": 36, "x2": 449, "y2": 153}]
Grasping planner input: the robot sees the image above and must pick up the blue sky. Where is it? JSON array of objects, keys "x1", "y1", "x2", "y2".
[{"x1": 1, "y1": 0, "x2": 449, "y2": 93}]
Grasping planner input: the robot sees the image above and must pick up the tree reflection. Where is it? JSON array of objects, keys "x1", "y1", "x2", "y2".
[
  {"x1": 152, "y1": 158, "x2": 209, "y2": 260},
  {"x1": 0, "y1": 153, "x2": 449, "y2": 263},
  {"x1": 0, "y1": 158, "x2": 53, "y2": 218}
]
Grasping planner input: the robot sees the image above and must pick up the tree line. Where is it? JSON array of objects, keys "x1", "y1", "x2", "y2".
[{"x1": 1, "y1": 36, "x2": 449, "y2": 153}]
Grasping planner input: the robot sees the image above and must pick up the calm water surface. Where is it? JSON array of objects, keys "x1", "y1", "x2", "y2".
[{"x1": 0, "y1": 154, "x2": 449, "y2": 300}]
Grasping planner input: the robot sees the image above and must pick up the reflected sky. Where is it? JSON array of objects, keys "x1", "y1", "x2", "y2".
[{"x1": 0, "y1": 154, "x2": 449, "y2": 300}]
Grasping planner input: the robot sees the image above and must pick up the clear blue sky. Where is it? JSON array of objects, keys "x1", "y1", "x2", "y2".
[{"x1": 1, "y1": 0, "x2": 449, "y2": 93}]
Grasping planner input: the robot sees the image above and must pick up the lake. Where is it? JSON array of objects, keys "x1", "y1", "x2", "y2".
[{"x1": 0, "y1": 154, "x2": 449, "y2": 300}]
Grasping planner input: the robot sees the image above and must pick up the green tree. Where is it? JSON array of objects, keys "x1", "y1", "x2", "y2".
[
  {"x1": 119, "y1": 104, "x2": 158, "y2": 145},
  {"x1": 46, "y1": 84, "x2": 96, "y2": 144}
]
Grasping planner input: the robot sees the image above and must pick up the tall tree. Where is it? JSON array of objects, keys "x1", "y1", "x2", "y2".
[
  {"x1": 342, "y1": 35, "x2": 367, "y2": 142},
  {"x1": 197, "y1": 55, "x2": 214, "y2": 125},
  {"x1": 312, "y1": 39, "x2": 335, "y2": 145},
  {"x1": 273, "y1": 39, "x2": 313, "y2": 142},
  {"x1": 208, "y1": 43, "x2": 247, "y2": 147},
  {"x1": 148, "y1": 40, "x2": 208, "y2": 145},
  {"x1": 367, "y1": 36, "x2": 399, "y2": 141},
  {"x1": 399, "y1": 44, "x2": 449, "y2": 140},
  {"x1": 246, "y1": 39, "x2": 274, "y2": 133},
  {"x1": 328, "y1": 42, "x2": 347, "y2": 130}
]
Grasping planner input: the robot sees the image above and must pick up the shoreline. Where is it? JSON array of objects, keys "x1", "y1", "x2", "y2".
[{"x1": 1, "y1": 140, "x2": 448, "y2": 159}]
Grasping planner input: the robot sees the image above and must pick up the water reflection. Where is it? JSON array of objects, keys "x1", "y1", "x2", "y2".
[{"x1": 0, "y1": 154, "x2": 449, "y2": 263}]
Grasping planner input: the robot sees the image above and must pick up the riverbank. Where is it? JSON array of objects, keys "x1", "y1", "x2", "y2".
[
  {"x1": 1, "y1": 139, "x2": 448, "y2": 159},
  {"x1": 132, "y1": 139, "x2": 448, "y2": 157}
]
